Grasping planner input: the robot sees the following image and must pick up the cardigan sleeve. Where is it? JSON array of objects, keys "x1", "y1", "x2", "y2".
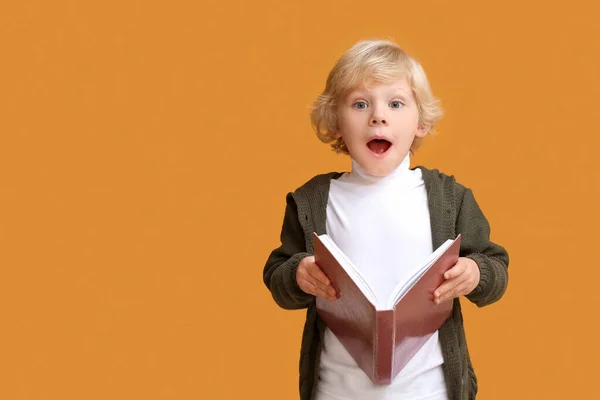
[
  {"x1": 455, "y1": 185, "x2": 510, "y2": 307},
  {"x1": 263, "y1": 192, "x2": 314, "y2": 310}
]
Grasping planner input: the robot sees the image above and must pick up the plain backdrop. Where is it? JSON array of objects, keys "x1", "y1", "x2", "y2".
[{"x1": 1, "y1": 1, "x2": 599, "y2": 399}]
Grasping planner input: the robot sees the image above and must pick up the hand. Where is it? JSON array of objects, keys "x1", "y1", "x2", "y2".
[
  {"x1": 433, "y1": 257, "x2": 480, "y2": 304},
  {"x1": 296, "y1": 256, "x2": 337, "y2": 301}
]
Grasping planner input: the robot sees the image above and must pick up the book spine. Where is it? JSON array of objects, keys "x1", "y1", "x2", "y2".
[{"x1": 373, "y1": 309, "x2": 395, "y2": 385}]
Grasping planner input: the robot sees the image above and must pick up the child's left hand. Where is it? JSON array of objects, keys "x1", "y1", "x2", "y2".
[{"x1": 433, "y1": 257, "x2": 480, "y2": 304}]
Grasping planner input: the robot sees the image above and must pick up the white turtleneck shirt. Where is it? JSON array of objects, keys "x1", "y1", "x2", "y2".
[{"x1": 316, "y1": 153, "x2": 449, "y2": 400}]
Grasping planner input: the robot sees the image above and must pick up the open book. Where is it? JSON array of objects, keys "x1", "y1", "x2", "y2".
[{"x1": 313, "y1": 232, "x2": 461, "y2": 385}]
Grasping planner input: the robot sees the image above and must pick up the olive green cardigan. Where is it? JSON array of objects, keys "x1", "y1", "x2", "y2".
[{"x1": 263, "y1": 167, "x2": 509, "y2": 400}]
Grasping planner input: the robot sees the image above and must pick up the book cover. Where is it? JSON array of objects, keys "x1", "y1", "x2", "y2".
[{"x1": 314, "y1": 233, "x2": 461, "y2": 384}]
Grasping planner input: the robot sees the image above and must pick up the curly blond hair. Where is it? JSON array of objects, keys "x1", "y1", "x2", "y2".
[{"x1": 310, "y1": 39, "x2": 444, "y2": 154}]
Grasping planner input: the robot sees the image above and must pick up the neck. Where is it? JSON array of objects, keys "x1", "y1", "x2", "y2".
[{"x1": 350, "y1": 153, "x2": 411, "y2": 182}]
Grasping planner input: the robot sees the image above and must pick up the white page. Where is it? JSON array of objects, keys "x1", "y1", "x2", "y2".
[
  {"x1": 318, "y1": 234, "x2": 381, "y2": 307},
  {"x1": 387, "y1": 238, "x2": 455, "y2": 308}
]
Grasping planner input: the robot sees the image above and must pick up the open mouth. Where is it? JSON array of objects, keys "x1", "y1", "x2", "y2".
[{"x1": 367, "y1": 139, "x2": 392, "y2": 155}]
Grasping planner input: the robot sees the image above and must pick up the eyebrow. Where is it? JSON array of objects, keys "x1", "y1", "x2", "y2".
[
  {"x1": 347, "y1": 86, "x2": 411, "y2": 96},
  {"x1": 390, "y1": 91, "x2": 410, "y2": 99},
  {"x1": 388, "y1": 87, "x2": 411, "y2": 97},
  {"x1": 345, "y1": 91, "x2": 411, "y2": 103}
]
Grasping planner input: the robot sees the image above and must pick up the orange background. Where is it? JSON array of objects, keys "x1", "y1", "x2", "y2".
[{"x1": 1, "y1": 1, "x2": 599, "y2": 399}]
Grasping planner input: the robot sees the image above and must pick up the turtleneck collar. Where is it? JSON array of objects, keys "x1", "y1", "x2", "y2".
[{"x1": 348, "y1": 152, "x2": 412, "y2": 183}]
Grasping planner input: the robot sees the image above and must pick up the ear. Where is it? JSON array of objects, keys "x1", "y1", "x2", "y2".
[
  {"x1": 332, "y1": 129, "x2": 342, "y2": 139},
  {"x1": 416, "y1": 124, "x2": 429, "y2": 138}
]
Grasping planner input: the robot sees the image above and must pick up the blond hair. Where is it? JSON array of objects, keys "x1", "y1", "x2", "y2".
[{"x1": 310, "y1": 39, "x2": 444, "y2": 154}]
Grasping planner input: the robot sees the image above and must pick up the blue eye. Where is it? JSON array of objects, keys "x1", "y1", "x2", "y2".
[
  {"x1": 390, "y1": 100, "x2": 403, "y2": 109},
  {"x1": 353, "y1": 101, "x2": 368, "y2": 110}
]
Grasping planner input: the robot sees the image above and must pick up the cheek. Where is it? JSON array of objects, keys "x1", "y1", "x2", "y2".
[
  {"x1": 336, "y1": 118, "x2": 355, "y2": 138},
  {"x1": 396, "y1": 115, "x2": 421, "y2": 136},
  {"x1": 337, "y1": 111, "x2": 351, "y2": 129},
  {"x1": 340, "y1": 113, "x2": 365, "y2": 133}
]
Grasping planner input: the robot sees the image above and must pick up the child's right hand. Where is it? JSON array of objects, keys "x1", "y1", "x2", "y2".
[{"x1": 296, "y1": 256, "x2": 337, "y2": 301}]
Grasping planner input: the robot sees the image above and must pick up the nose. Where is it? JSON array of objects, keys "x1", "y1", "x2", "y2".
[
  {"x1": 370, "y1": 116, "x2": 387, "y2": 125},
  {"x1": 369, "y1": 107, "x2": 387, "y2": 126}
]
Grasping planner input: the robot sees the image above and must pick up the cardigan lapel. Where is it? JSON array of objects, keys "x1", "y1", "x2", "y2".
[{"x1": 417, "y1": 167, "x2": 446, "y2": 251}]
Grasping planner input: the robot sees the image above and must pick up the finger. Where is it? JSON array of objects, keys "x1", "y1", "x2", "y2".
[
  {"x1": 297, "y1": 276, "x2": 334, "y2": 299},
  {"x1": 434, "y1": 277, "x2": 463, "y2": 301},
  {"x1": 305, "y1": 279, "x2": 336, "y2": 301},
  {"x1": 307, "y1": 264, "x2": 331, "y2": 286},
  {"x1": 306, "y1": 267, "x2": 337, "y2": 297},
  {"x1": 444, "y1": 261, "x2": 467, "y2": 280},
  {"x1": 436, "y1": 282, "x2": 469, "y2": 304},
  {"x1": 305, "y1": 273, "x2": 335, "y2": 296}
]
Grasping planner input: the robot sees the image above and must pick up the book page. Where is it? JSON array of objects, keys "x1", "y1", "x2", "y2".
[
  {"x1": 387, "y1": 238, "x2": 455, "y2": 308},
  {"x1": 319, "y1": 234, "x2": 381, "y2": 307}
]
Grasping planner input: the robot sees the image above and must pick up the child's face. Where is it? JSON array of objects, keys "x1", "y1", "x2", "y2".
[{"x1": 334, "y1": 78, "x2": 427, "y2": 177}]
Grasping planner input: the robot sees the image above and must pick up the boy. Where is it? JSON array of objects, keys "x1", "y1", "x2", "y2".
[{"x1": 263, "y1": 39, "x2": 509, "y2": 400}]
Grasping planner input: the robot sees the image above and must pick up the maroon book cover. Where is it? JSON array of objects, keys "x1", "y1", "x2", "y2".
[{"x1": 314, "y1": 233, "x2": 461, "y2": 385}]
